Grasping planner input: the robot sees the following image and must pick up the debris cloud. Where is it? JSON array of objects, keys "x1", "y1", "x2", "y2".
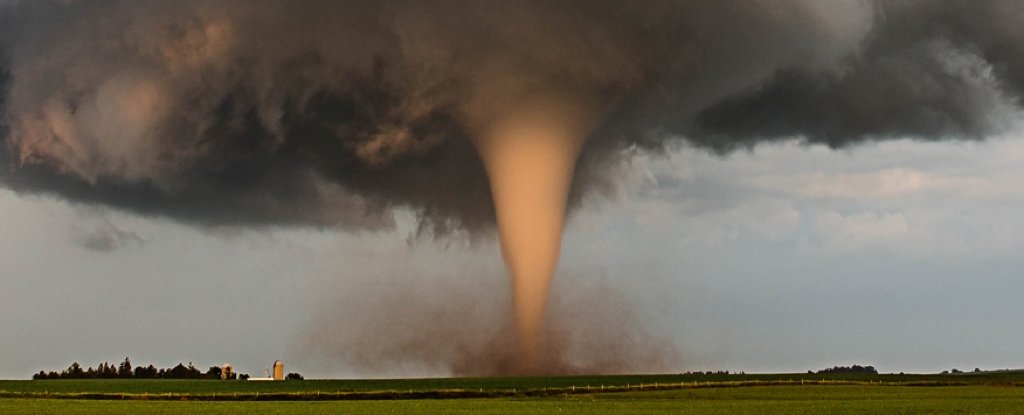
[{"x1": 305, "y1": 269, "x2": 679, "y2": 377}]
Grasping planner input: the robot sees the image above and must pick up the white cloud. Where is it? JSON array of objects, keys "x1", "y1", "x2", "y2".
[
  {"x1": 753, "y1": 168, "x2": 997, "y2": 200},
  {"x1": 812, "y1": 210, "x2": 910, "y2": 254}
]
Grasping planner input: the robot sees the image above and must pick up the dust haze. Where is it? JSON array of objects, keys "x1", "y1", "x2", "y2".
[{"x1": 304, "y1": 268, "x2": 680, "y2": 377}]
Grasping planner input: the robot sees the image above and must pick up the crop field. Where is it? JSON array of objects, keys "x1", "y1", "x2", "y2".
[
  {"x1": 3, "y1": 386, "x2": 1024, "y2": 414},
  {"x1": 2, "y1": 372, "x2": 1023, "y2": 414}
]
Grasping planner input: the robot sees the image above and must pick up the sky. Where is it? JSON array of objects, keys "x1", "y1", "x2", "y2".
[
  {"x1": 3, "y1": 0, "x2": 1024, "y2": 379},
  {"x1": 3, "y1": 132, "x2": 1023, "y2": 379}
]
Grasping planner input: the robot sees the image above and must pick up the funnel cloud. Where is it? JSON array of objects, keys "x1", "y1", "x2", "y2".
[{"x1": 2, "y1": 0, "x2": 1024, "y2": 374}]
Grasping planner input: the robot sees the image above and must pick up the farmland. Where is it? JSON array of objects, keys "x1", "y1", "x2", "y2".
[
  {"x1": 3, "y1": 370, "x2": 1023, "y2": 397},
  {"x1": 2, "y1": 385, "x2": 1024, "y2": 414},
  {"x1": 1, "y1": 372, "x2": 1023, "y2": 414}
]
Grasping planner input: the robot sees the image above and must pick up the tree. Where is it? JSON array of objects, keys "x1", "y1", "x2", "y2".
[
  {"x1": 66, "y1": 362, "x2": 84, "y2": 378},
  {"x1": 168, "y1": 363, "x2": 190, "y2": 379},
  {"x1": 285, "y1": 372, "x2": 304, "y2": 380},
  {"x1": 99, "y1": 361, "x2": 117, "y2": 378},
  {"x1": 816, "y1": 365, "x2": 878, "y2": 375},
  {"x1": 186, "y1": 362, "x2": 201, "y2": 379},
  {"x1": 135, "y1": 365, "x2": 158, "y2": 379},
  {"x1": 118, "y1": 357, "x2": 133, "y2": 378},
  {"x1": 205, "y1": 366, "x2": 222, "y2": 379}
]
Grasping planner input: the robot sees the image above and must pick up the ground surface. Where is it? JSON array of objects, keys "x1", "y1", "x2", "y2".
[
  {"x1": 2, "y1": 372, "x2": 1022, "y2": 414},
  {"x1": 4, "y1": 371, "x2": 1023, "y2": 395},
  {"x1": 2, "y1": 386, "x2": 1024, "y2": 414}
]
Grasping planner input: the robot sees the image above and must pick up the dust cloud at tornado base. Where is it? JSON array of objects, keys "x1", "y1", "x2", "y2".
[{"x1": 303, "y1": 265, "x2": 680, "y2": 377}]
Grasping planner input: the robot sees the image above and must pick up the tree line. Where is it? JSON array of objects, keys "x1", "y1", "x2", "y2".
[
  {"x1": 813, "y1": 365, "x2": 878, "y2": 375},
  {"x1": 32, "y1": 357, "x2": 241, "y2": 380}
]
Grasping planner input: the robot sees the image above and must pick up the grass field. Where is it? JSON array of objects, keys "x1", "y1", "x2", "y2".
[
  {"x1": 2, "y1": 386, "x2": 1024, "y2": 414},
  {"x1": 3, "y1": 371, "x2": 1022, "y2": 397},
  {"x1": 2, "y1": 372, "x2": 1022, "y2": 414}
]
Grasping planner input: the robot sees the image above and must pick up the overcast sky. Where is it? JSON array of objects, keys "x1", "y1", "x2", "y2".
[{"x1": 3, "y1": 130, "x2": 1023, "y2": 379}]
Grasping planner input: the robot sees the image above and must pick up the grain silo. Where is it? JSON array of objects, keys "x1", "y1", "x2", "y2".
[
  {"x1": 272, "y1": 360, "x2": 284, "y2": 381},
  {"x1": 221, "y1": 363, "x2": 233, "y2": 380}
]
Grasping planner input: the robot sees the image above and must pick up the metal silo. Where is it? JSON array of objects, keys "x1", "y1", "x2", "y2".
[{"x1": 273, "y1": 360, "x2": 284, "y2": 380}]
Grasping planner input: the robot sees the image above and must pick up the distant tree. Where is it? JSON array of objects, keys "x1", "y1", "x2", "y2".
[
  {"x1": 135, "y1": 365, "x2": 158, "y2": 379},
  {"x1": 118, "y1": 357, "x2": 133, "y2": 378},
  {"x1": 187, "y1": 362, "x2": 201, "y2": 379},
  {"x1": 33, "y1": 359, "x2": 248, "y2": 381},
  {"x1": 66, "y1": 362, "x2": 84, "y2": 379},
  {"x1": 168, "y1": 363, "x2": 190, "y2": 379},
  {"x1": 205, "y1": 366, "x2": 222, "y2": 379},
  {"x1": 285, "y1": 372, "x2": 304, "y2": 380},
  {"x1": 239, "y1": 373, "x2": 250, "y2": 381},
  {"x1": 100, "y1": 361, "x2": 117, "y2": 378},
  {"x1": 816, "y1": 365, "x2": 878, "y2": 375}
]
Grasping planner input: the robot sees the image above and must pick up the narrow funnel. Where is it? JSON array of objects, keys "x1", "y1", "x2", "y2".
[{"x1": 472, "y1": 95, "x2": 595, "y2": 371}]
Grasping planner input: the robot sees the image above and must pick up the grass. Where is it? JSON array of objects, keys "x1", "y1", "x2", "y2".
[
  {"x1": 3, "y1": 371, "x2": 1022, "y2": 398},
  {"x1": 2, "y1": 386, "x2": 1024, "y2": 414},
  {"x1": 1, "y1": 372, "x2": 1022, "y2": 414}
]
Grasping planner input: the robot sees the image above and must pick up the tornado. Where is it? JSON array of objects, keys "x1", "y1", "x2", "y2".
[
  {"x1": 5, "y1": 0, "x2": 1024, "y2": 375},
  {"x1": 471, "y1": 93, "x2": 599, "y2": 371}
]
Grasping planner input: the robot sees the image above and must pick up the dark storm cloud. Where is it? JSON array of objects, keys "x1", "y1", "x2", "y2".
[
  {"x1": 688, "y1": 1, "x2": 1024, "y2": 151},
  {"x1": 0, "y1": 0, "x2": 1021, "y2": 232}
]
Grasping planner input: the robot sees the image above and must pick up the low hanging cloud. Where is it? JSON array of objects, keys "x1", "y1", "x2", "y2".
[
  {"x1": 76, "y1": 221, "x2": 145, "y2": 253},
  {"x1": 0, "y1": 1, "x2": 1022, "y2": 234}
]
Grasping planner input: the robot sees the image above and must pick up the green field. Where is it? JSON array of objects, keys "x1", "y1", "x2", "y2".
[
  {"x1": 2, "y1": 386, "x2": 1024, "y2": 414},
  {"x1": 4, "y1": 371, "x2": 1023, "y2": 397},
  {"x1": 2, "y1": 372, "x2": 1023, "y2": 414}
]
